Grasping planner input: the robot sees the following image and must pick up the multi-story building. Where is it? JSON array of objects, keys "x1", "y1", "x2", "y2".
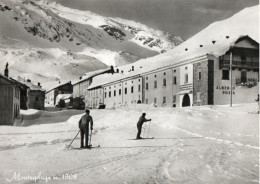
[
  {"x1": 0, "y1": 72, "x2": 20, "y2": 125},
  {"x1": 88, "y1": 73, "x2": 142, "y2": 108},
  {"x1": 16, "y1": 77, "x2": 46, "y2": 110},
  {"x1": 45, "y1": 81, "x2": 73, "y2": 107},
  {"x1": 72, "y1": 67, "x2": 114, "y2": 109},
  {"x1": 87, "y1": 35, "x2": 259, "y2": 108}
]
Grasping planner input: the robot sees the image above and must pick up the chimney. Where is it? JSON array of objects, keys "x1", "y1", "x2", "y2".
[
  {"x1": 111, "y1": 66, "x2": 114, "y2": 74},
  {"x1": 132, "y1": 66, "x2": 134, "y2": 71},
  {"x1": 212, "y1": 40, "x2": 216, "y2": 44},
  {"x1": 59, "y1": 81, "x2": 61, "y2": 84},
  {"x1": 116, "y1": 68, "x2": 119, "y2": 73},
  {"x1": 121, "y1": 70, "x2": 124, "y2": 73},
  {"x1": 4, "y1": 62, "x2": 8, "y2": 78},
  {"x1": 38, "y1": 82, "x2": 41, "y2": 87},
  {"x1": 200, "y1": 45, "x2": 203, "y2": 47},
  {"x1": 27, "y1": 79, "x2": 31, "y2": 82},
  {"x1": 226, "y1": 36, "x2": 230, "y2": 39},
  {"x1": 79, "y1": 76, "x2": 82, "y2": 80},
  {"x1": 185, "y1": 48, "x2": 188, "y2": 51}
]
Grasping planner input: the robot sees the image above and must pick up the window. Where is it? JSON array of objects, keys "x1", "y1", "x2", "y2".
[
  {"x1": 185, "y1": 67, "x2": 188, "y2": 70},
  {"x1": 199, "y1": 72, "x2": 202, "y2": 80},
  {"x1": 222, "y1": 70, "x2": 229, "y2": 80},
  {"x1": 125, "y1": 88, "x2": 127, "y2": 94},
  {"x1": 138, "y1": 85, "x2": 141, "y2": 92},
  {"x1": 146, "y1": 83, "x2": 149, "y2": 90},
  {"x1": 173, "y1": 95, "x2": 176, "y2": 103},
  {"x1": 163, "y1": 78, "x2": 166, "y2": 87},
  {"x1": 131, "y1": 86, "x2": 134, "y2": 93},
  {"x1": 154, "y1": 81, "x2": 157, "y2": 88},
  {"x1": 109, "y1": 91, "x2": 111, "y2": 97},
  {"x1": 154, "y1": 75, "x2": 157, "y2": 78},
  {"x1": 154, "y1": 98, "x2": 157, "y2": 104},
  {"x1": 173, "y1": 76, "x2": 177, "y2": 84},
  {"x1": 174, "y1": 70, "x2": 176, "y2": 73},
  {"x1": 241, "y1": 71, "x2": 247, "y2": 83},
  {"x1": 146, "y1": 77, "x2": 148, "y2": 80},
  {"x1": 163, "y1": 96, "x2": 166, "y2": 103},
  {"x1": 145, "y1": 99, "x2": 148, "y2": 104},
  {"x1": 114, "y1": 90, "x2": 116, "y2": 96},
  {"x1": 164, "y1": 72, "x2": 166, "y2": 75},
  {"x1": 105, "y1": 92, "x2": 107, "y2": 98},
  {"x1": 185, "y1": 74, "x2": 188, "y2": 83},
  {"x1": 119, "y1": 89, "x2": 121, "y2": 95}
]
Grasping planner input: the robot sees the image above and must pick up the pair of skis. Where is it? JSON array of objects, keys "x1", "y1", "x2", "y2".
[{"x1": 66, "y1": 130, "x2": 98, "y2": 149}]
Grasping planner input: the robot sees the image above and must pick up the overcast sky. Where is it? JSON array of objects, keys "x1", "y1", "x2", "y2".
[{"x1": 53, "y1": 0, "x2": 259, "y2": 39}]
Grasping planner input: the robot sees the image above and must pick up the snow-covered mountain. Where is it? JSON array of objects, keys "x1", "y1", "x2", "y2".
[
  {"x1": 116, "y1": 5, "x2": 259, "y2": 75},
  {"x1": 0, "y1": 0, "x2": 183, "y2": 90}
]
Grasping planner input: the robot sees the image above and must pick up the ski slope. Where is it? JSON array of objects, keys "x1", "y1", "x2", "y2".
[{"x1": 0, "y1": 104, "x2": 259, "y2": 183}]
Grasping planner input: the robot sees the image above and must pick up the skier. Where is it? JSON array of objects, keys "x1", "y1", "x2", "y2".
[
  {"x1": 136, "y1": 113, "x2": 151, "y2": 139},
  {"x1": 78, "y1": 109, "x2": 93, "y2": 148}
]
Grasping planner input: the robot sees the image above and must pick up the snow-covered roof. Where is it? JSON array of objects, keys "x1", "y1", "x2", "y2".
[
  {"x1": 17, "y1": 77, "x2": 45, "y2": 92},
  {"x1": 46, "y1": 81, "x2": 71, "y2": 93},
  {"x1": 72, "y1": 67, "x2": 113, "y2": 86},
  {"x1": 88, "y1": 35, "x2": 258, "y2": 90},
  {"x1": 56, "y1": 94, "x2": 72, "y2": 99},
  {"x1": 88, "y1": 73, "x2": 129, "y2": 90},
  {"x1": 0, "y1": 73, "x2": 15, "y2": 84}
]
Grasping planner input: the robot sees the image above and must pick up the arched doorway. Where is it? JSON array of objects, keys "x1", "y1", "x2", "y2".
[{"x1": 182, "y1": 94, "x2": 190, "y2": 107}]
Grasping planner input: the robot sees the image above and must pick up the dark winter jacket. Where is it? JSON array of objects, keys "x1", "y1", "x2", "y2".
[
  {"x1": 79, "y1": 114, "x2": 93, "y2": 130},
  {"x1": 137, "y1": 116, "x2": 151, "y2": 127}
]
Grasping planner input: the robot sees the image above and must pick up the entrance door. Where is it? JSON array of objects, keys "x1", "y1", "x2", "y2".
[
  {"x1": 241, "y1": 71, "x2": 247, "y2": 83},
  {"x1": 182, "y1": 94, "x2": 190, "y2": 107}
]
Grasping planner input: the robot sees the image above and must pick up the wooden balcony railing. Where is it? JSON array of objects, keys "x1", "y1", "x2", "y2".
[{"x1": 219, "y1": 59, "x2": 259, "y2": 71}]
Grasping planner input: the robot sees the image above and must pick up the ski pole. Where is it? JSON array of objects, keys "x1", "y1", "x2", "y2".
[
  {"x1": 147, "y1": 120, "x2": 151, "y2": 138},
  {"x1": 67, "y1": 130, "x2": 80, "y2": 148}
]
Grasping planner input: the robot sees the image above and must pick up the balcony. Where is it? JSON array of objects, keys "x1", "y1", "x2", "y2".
[
  {"x1": 219, "y1": 58, "x2": 259, "y2": 71},
  {"x1": 235, "y1": 78, "x2": 258, "y2": 88}
]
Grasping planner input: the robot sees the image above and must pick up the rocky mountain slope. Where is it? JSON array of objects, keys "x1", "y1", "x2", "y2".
[{"x1": 0, "y1": 0, "x2": 183, "y2": 90}]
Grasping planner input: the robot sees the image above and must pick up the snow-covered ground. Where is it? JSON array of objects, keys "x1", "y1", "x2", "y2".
[{"x1": 0, "y1": 104, "x2": 259, "y2": 184}]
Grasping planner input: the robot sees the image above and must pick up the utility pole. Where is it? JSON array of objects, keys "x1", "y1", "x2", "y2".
[{"x1": 230, "y1": 47, "x2": 233, "y2": 107}]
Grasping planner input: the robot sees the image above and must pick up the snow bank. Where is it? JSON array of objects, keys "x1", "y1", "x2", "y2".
[{"x1": 0, "y1": 103, "x2": 258, "y2": 183}]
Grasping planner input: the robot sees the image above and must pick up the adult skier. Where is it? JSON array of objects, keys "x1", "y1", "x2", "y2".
[
  {"x1": 136, "y1": 113, "x2": 151, "y2": 139},
  {"x1": 78, "y1": 109, "x2": 93, "y2": 148}
]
